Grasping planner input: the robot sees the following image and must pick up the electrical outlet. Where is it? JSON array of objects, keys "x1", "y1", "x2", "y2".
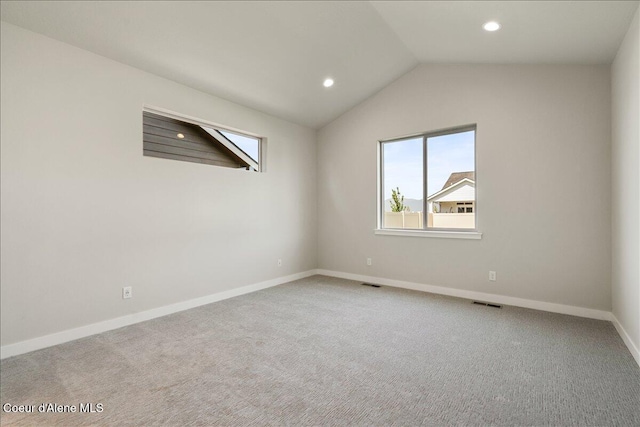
[
  {"x1": 122, "y1": 286, "x2": 132, "y2": 299},
  {"x1": 489, "y1": 271, "x2": 497, "y2": 282},
  {"x1": 366, "y1": 258, "x2": 372, "y2": 266},
  {"x1": 277, "y1": 259, "x2": 282, "y2": 267}
]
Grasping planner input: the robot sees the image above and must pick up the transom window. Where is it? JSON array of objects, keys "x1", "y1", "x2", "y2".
[
  {"x1": 143, "y1": 109, "x2": 263, "y2": 172},
  {"x1": 379, "y1": 125, "x2": 476, "y2": 230}
]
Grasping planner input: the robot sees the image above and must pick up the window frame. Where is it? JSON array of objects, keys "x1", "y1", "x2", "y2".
[
  {"x1": 376, "y1": 124, "x2": 481, "y2": 239},
  {"x1": 143, "y1": 105, "x2": 266, "y2": 172}
]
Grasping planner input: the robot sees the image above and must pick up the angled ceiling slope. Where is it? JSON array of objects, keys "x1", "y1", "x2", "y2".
[
  {"x1": 1, "y1": 1, "x2": 638, "y2": 129},
  {"x1": 372, "y1": 1, "x2": 639, "y2": 64}
]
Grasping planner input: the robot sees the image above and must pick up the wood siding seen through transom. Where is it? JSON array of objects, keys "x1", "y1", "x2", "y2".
[{"x1": 143, "y1": 112, "x2": 251, "y2": 169}]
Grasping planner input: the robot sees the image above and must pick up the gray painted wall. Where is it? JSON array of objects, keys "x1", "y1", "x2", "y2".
[
  {"x1": 612, "y1": 8, "x2": 640, "y2": 353},
  {"x1": 1, "y1": 19, "x2": 633, "y2": 353},
  {"x1": 0, "y1": 22, "x2": 317, "y2": 346},
  {"x1": 317, "y1": 64, "x2": 612, "y2": 311}
]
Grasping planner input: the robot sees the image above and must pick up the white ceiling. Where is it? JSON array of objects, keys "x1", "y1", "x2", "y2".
[{"x1": 1, "y1": 1, "x2": 637, "y2": 129}]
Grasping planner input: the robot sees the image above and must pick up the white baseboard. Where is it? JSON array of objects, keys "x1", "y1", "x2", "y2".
[
  {"x1": 0, "y1": 270, "x2": 317, "y2": 360},
  {"x1": 610, "y1": 314, "x2": 640, "y2": 366},
  {"x1": 317, "y1": 269, "x2": 640, "y2": 367},
  {"x1": 4, "y1": 269, "x2": 638, "y2": 369},
  {"x1": 316, "y1": 269, "x2": 612, "y2": 320}
]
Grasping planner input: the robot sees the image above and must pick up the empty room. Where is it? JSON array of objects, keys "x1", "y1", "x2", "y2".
[{"x1": 1, "y1": 1, "x2": 639, "y2": 426}]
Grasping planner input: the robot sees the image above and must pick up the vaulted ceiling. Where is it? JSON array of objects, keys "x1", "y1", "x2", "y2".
[{"x1": 1, "y1": 1, "x2": 637, "y2": 129}]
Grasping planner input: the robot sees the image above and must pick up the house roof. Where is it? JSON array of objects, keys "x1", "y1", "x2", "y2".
[
  {"x1": 142, "y1": 111, "x2": 254, "y2": 170},
  {"x1": 200, "y1": 127, "x2": 259, "y2": 171},
  {"x1": 428, "y1": 178, "x2": 475, "y2": 202},
  {"x1": 441, "y1": 172, "x2": 475, "y2": 191}
]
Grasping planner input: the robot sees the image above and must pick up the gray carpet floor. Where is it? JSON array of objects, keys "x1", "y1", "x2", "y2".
[{"x1": 1, "y1": 275, "x2": 639, "y2": 426}]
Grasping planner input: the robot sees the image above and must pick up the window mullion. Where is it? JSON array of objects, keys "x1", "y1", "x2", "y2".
[
  {"x1": 380, "y1": 143, "x2": 385, "y2": 229},
  {"x1": 423, "y1": 136, "x2": 428, "y2": 230}
]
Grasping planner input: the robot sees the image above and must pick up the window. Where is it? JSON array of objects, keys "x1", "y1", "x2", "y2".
[
  {"x1": 379, "y1": 125, "x2": 476, "y2": 231},
  {"x1": 143, "y1": 109, "x2": 263, "y2": 172},
  {"x1": 457, "y1": 202, "x2": 473, "y2": 213}
]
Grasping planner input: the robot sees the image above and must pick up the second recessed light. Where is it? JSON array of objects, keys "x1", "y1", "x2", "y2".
[
  {"x1": 323, "y1": 78, "x2": 334, "y2": 88},
  {"x1": 483, "y1": 21, "x2": 501, "y2": 32}
]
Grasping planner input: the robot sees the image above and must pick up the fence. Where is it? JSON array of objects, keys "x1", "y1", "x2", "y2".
[
  {"x1": 383, "y1": 211, "x2": 423, "y2": 229},
  {"x1": 384, "y1": 212, "x2": 474, "y2": 229}
]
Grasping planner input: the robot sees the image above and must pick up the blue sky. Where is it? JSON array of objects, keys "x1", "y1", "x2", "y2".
[
  {"x1": 220, "y1": 130, "x2": 260, "y2": 163},
  {"x1": 383, "y1": 130, "x2": 474, "y2": 201}
]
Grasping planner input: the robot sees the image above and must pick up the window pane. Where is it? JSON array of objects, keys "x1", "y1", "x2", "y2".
[
  {"x1": 143, "y1": 111, "x2": 262, "y2": 172},
  {"x1": 218, "y1": 130, "x2": 260, "y2": 164},
  {"x1": 382, "y1": 137, "x2": 423, "y2": 229},
  {"x1": 427, "y1": 130, "x2": 475, "y2": 229}
]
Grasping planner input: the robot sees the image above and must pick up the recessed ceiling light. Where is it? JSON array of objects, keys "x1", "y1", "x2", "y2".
[
  {"x1": 177, "y1": 133, "x2": 185, "y2": 139},
  {"x1": 483, "y1": 21, "x2": 501, "y2": 32},
  {"x1": 323, "y1": 78, "x2": 334, "y2": 88}
]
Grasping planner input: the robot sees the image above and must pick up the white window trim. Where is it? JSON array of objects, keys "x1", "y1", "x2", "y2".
[
  {"x1": 377, "y1": 124, "x2": 480, "y2": 239},
  {"x1": 200, "y1": 127, "x2": 259, "y2": 171},
  {"x1": 143, "y1": 104, "x2": 266, "y2": 172},
  {"x1": 374, "y1": 229, "x2": 482, "y2": 240}
]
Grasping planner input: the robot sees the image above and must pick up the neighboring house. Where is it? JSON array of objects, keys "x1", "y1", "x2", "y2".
[
  {"x1": 384, "y1": 172, "x2": 475, "y2": 229},
  {"x1": 427, "y1": 171, "x2": 475, "y2": 214}
]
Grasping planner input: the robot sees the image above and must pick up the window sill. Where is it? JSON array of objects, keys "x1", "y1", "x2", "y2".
[{"x1": 374, "y1": 229, "x2": 482, "y2": 240}]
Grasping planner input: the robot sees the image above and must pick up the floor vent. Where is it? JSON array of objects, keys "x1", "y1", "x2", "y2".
[
  {"x1": 472, "y1": 301, "x2": 502, "y2": 308},
  {"x1": 361, "y1": 283, "x2": 381, "y2": 288}
]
